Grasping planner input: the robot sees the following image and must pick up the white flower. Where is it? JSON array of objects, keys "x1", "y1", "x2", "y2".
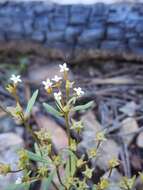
[
  {"x1": 54, "y1": 91, "x2": 62, "y2": 101},
  {"x1": 59, "y1": 63, "x2": 69, "y2": 72},
  {"x1": 52, "y1": 75, "x2": 62, "y2": 83},
  {"x1": 42, "y1": 78, "x2": 53, "y2": 90},
  {"x1": 74, "y1": 87, "x2": 84, "y2": 97},
  {"x1": 15, "y1": 177, "x2": 22, "y2": 184},
  {"x1": 10, "y1": 74, "x2": 22, "y2": 84}
]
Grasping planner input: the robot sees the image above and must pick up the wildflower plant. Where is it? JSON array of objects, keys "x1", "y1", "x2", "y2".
[{"x1": 0, "y1": 63, "x2": 140, "y2": 190}]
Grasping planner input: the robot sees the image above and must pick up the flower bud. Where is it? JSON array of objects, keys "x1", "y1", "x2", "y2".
[{"x1": 0, "y1": 164, "x2": 11, "y2": 175}]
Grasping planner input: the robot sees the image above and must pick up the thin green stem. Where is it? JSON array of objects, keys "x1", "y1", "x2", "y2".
[
  {"x1": 65, "y1": 112, "x2": 72, "y2": 176},
  {"x1": 108, "y1": 168, "x2": 112, "y2": 178},
  {"x1": 19, "y1": 113, "x2": 39, "y2": 145},
  {"x1": 96, "y1": 141, "x2": 101, "y2": 150},
  {"x1": 65, "y1": 113, "x2": 71, "y2": 147}
]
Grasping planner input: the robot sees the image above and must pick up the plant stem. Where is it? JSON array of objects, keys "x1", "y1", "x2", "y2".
[
  {"x1": 65, "y1": 112, "x2": 72, "y2": 176},
  {"x1": 9, "y1": 168, "x2": 24, "y2": 173},
  {"x1": 65, "y1": 113, "x2": 71, "y2": 148},
  {"x1": 19, "y1": 113, "x2": 39, "y2": 145},
  {"x1": 108, "y1": 168, "x2": 112, "y2": 178},
  {"x1": 52, "y1": 181, "x2": 60, "y2": 190},
  {"x1": 56, "y1": 166, "x2": 67, "y2": 190}
]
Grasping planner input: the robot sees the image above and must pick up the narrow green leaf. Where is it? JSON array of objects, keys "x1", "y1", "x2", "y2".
[
  {"x1": 41, "y1": 171, "x2": 55, "y2": 190},
  {"x1": 26, "y1": 151, "x2": 51, "y2": 164},
  {"x1": 65, "y1": 150, "x2": 77, "y2": 177},
  {"x1": 25, "y1": 90, "x2": 39, "y2": 114},
  {"x1": 5, "y1": 183, "x2": 30, "y2": 190},
  {"x1": 59, "y1": 186, "x2": 65, "y2": 190},
  {"x1": 43, "y1": 103, "x2": 62, "y2": 119},
  {"x1": 34, "y1": 143, "x2": 42, "y2": 157},
  {"x1": 72, "y1": 101, "x2": 94, "y2": 112},
  {"x1": 67, "y1": 97, "x2": 76, "y2": 106}
]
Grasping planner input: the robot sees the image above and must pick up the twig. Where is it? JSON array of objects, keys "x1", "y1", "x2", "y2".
[{"x1": 120, "y1": 141, "x2": 131, "y2": 177}]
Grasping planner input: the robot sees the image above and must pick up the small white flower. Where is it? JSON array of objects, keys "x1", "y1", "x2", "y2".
[
  {"x1": 54, "y1": 91, "x2": 62, "y2": 101},
  {"x1": 42, "y1": 78, "x2": 53, "y2": 90},
  {"x1": 10, "y1": 74, "x2": 22, "y2": 84},
  {"x1": 59, "y1": 63, "x2": 69, "y2": 72},
  {"x1": 74, "y1": 87, "x2": 84, "y2": 97},
  {"x1": 52, "y1": 75, "x2": 62, "y2": 83},
  {"x1": 15, "y1": 177, "x2": 22, "y2": 184}
]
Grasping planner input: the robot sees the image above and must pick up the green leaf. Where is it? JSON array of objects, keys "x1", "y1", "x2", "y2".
[
  {"x1": 41, "y1": 171, "x2": 55, "y2": 190},
  {"x1": 92, "y1": 185, "x2": 97, "y2": 190},
  {"x1": 65, "y1": 149, "x2": 77, "y2": 177},
  {"x1": 59, "y1": 186, "x2": 65, "y2": 190},
  {"x1": 26, "y1": 150, "x2": 51, "y2": 164},
  {"x1": 67, "y1": 97, "x2": 76, "y2": 106},
  {"x1": 25, "y1": 90, "x2": 39, "y2": 115},
  {"x1": 43, "y1": 103, "x2": 62, "y2": 119},
  {"x1": 34, "y1": 143, "x2": 42, "y2": 157},
  {"x1": 72, "y1": 101, "x2": 94, "y2": 112},
  {"x1": 5, "y1": 183, "x2": 30, "y2": 190}
]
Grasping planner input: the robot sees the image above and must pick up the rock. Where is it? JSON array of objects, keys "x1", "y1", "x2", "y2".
[
  {"x1": 50, "y1": 18, "x2": 68, "y2": 31},
  {"x1": 31, "y1": 31, "x2": 45, "y2": 42},
  {"x1": 103, "y1": 169, "x2": 122, "y2": 183},
  {"x1": 46, "y1": 31, "x2": 64, "y2": 42},
  {"x1": 108, "y1": 5, "x2": 131, "y2": 24},
  {"x1": 88, "y1": 22, "x2": 105, "y2": 29},
  {"x1": 106, "y1": 184, "x2": 122, "y2": 190},
  {"x1": 125, "y1": 31, "x2": 137, "y2": 39},
  {"x1": 136, "y1": 20, "x2": 143, "y2": 33},
  {"x1": 107, "y1": 27, "x2": 124, "y2": 40},
  {"x1": 129, "y1": 39, "x2": 143, "y2": 55},
  {"x1": 28, "y1": 62, "x2": 74, "y2": 83},
  {"x1": 91, "y1": 3, "x2": 106, "y2": 16},
  {"x1": 79, "y1": 111, "x2": 101, "y2": 154},
  {"x1": 34, "y1": 16, "x2": 49, "y2": 31},
  {"x1": 103, "y1": 169, "x2": 122, "y2": 190},
  {"x1": 55, "y1": 6, "x2": 68, "y2": 17},
  {"x1": 34, "y1": 2, "x2": 54, "y2": 14},
  {"x1": 0, "y1": 133, "x2": 24, "y2": 189},
  {"x1": 65, "y1": 27, "x2": 82, "y2": 44},
  {"x1": 70, "y1": 5, "x2": 87, "y2": 13},
  {"x1": 78, "y1": 28, "x2": 105, "y2": 44},
  {"x1": 101, "y1": 40, "x2": 126, "y2": 51},
  {"x1": 137, "y1": 132, "x2": 143, "y2": 148},
  {"x1": 70, "y1": 13, "x2": 88, "y2": 25},
  {"x1": 79, "y1": 111, "x2": 120, "y2": 171},
  {"x1": 81, "y1": 111, "x2": 101, "y2": 139},
  {"x1": 121, "y1": 117, "x2": 138, "y2": 145},
  {"x1": 0, "y1": 116, "x2": 24, "y2": 136},
  {"x1": 23, "y1": 19, "x2": 33, "y2": 35},
  {"x1": 5, "y1": 19, "x2": 23, "y2": 40},
  {"x1": 95, "y1": 140, "x2": 120, "y2": 171},
  {"x1": 0, "y1": 2, "x2": 143, "y2": 62},
  {"x1": 119, "y1": 101, "x2": 138, "y2": 117},
  {"x1": 70, "y1": 6, "x2": 89, "y2": 25},
  {"x1": 0, "y1": 17, "x2": 12, "y2": 30}
]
